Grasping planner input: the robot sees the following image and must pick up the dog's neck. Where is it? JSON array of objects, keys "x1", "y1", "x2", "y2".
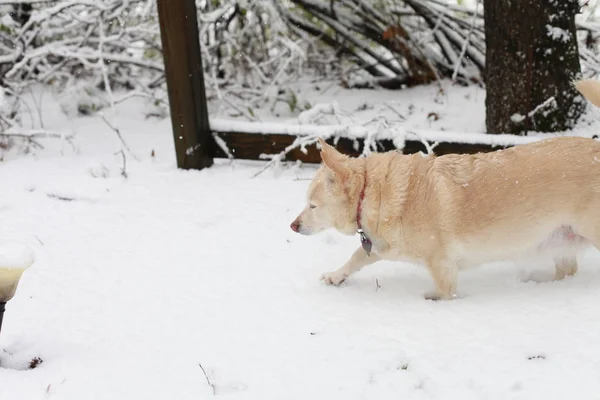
[{"x1": 356, "y1": 166, "x2": 372, "y2": 256}]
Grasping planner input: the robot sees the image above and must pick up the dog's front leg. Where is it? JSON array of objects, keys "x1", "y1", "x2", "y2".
[
  {"x1": 424, "y1": 260, "x2": 459, "y2": 301},
  {"x1": 320, "y1": 247, "x2": 380, "y2": 286}
]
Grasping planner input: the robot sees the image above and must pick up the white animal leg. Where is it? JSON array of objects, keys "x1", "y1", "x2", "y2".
[
  {"x1": 425, "y1": 259, "x2": 459, "y2": 301},
  {"x1": 321, "y1": 246, "x2": 380, "y2": 285},
  {"x1": 554, "y1": 256, "x2": 578, "y2": 280}
]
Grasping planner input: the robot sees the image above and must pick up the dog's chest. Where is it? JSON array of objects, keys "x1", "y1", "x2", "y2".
[{"x1": 366, "y1": 232, "x2": 424, "y2": 265}]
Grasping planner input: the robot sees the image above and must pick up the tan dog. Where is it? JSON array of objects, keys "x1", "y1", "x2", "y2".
[{"x1": 290, "y1": 79, "x2": 600, "y2": 300}]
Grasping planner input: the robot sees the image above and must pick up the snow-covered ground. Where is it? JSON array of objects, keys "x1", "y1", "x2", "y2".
[{"x1": 3, "y1": 82, "x2": 600, "y2": 399}]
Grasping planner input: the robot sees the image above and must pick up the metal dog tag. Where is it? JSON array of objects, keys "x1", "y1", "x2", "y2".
[{"x1": 358, "y1": 229, "x2": 372, "y2": 257}]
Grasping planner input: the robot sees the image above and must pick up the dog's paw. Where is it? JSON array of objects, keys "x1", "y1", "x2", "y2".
[
  {"x1": 424, "y1": 292, "x2": 458, "y2": 301},
  {"x1": 320, "y1": 271, "x2": 347, "y2": 286}
]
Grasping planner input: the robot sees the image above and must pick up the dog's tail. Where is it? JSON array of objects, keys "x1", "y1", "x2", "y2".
[{"x1": 575, "y1": 79, "x2": 600, "y2": 108}]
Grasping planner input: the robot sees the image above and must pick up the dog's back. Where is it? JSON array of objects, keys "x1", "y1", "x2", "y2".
[{"x1": 360, "y1": 137, "x2": 600, "y2": 268}]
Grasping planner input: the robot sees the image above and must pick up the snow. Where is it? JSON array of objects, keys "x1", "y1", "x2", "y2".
[
  {"x1": 0, "y1": 243, "x2": 35, "y2": 270},
  {"x1": 3, "y1": 82, "x2": 600, "y2": 399},
  {"x1": 511, "y1": 113, "x2": 526, "y2": 123},
  {"x1": 546, "y1": 25, "x2": 571, "y2": 43},
  {"x1": 297, "y1": 102, "x2": 340, "y2": 125}
]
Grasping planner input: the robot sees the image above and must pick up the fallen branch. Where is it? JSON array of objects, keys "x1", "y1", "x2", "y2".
[
  {"x1": 0, "y1": 130, "x2": 76, "y2": 151},
  {"x1": 510, "y1": 96, "x2": 558, "y2": 126}
]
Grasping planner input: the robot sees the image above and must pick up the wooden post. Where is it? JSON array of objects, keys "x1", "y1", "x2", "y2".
[{"x1": 157, "y1": 0, "x2": 213, "y2": 170}]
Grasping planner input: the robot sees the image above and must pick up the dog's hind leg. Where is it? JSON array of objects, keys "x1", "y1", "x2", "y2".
[
  {"x1": 424, "y1": 259, "x2": 459, "y2": 301},
  {"x1": 554, "y1": 256, "x2": 578, "y2": 281},
  {"x1": 321, "y1": 246, "x2": 380, "y2": 286}
]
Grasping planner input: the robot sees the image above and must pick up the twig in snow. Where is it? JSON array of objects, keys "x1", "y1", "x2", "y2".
[
  {"x1": 253, "y1": 135, "x2": 324, "y2": 178},
  {"x1": 382, "y1": 103, "x2": 407, "y2": 121},
  {"x1": 115, "y1": 149, "x2": 127, "y2": 178},
  {"x1": 406, "y1": 130, "x2": 438, "y2": 155},
  {"x1": 361, "y1": 130, "x2": 378, "y2": 157},
  {"x1": 527, "y1": 97, "x2": 558, "y2": 119},
  {"x1": 527, "y1": 354, "x2": 546, "y2": 360},
  {"x1": 0, "y1": 133, "x2": 43, "y2": 149},
  {"x1": 212, "y1": 133, "x2": 234, "y2": 160},
  {"x1": 47, "y1": 193, "x2": 76, "y2": 202},
  {"x1": 198, "y1": 362, "x2": 216, "y2": 396},
  {"x1": 0, "y1": 130, "x2": 76, "y2": 152},
  {"x1": 100, "y1": 115, "x2": 137, "y2": 160},
  {"x1": 298, "y1": 102, "x2": 341, "y2": 125},
  {"x1": 510, "y1": 97, "x2": 558, "y2": 126}
]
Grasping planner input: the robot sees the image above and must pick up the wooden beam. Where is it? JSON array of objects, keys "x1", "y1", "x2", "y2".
[
  {"x1": 212, "y1": 132, "x2": 509, "y2": 163},
  {"x1": 157, "y1": 0, "x2": 213, "y2": 170}
]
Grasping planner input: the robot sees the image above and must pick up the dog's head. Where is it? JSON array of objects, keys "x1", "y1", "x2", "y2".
[{"x1": 290, "y1": 138, "x2": 360, "y2": 236}]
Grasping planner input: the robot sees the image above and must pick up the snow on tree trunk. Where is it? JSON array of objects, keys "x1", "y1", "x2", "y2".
[{"x1": 483, "y1": 0, "x2": 585, "y2": 134}]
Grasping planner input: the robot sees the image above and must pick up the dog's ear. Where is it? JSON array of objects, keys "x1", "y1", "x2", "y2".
[
  {"x1": 317, "y1": 137, "x2": 333, "y2": 152},
  {"x1": 319, "y1": 138, "x2": 348, "y2": 179},
  {"x1": 575, "y1": 79, "x2": 600, "y2": 108}
]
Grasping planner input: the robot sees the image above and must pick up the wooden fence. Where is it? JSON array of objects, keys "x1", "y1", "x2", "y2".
[{"x1": 157, "y1": 0, "x2": 512, "y2": 170}]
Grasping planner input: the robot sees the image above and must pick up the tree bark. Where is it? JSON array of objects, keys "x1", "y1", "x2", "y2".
[{"x1": 484, "y1": 0, "x2": 585, "y2": 134}]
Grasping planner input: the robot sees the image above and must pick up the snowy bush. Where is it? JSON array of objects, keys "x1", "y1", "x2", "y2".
[{"x1": 0, "y1": 0, "x2": 600, "y2": 139}]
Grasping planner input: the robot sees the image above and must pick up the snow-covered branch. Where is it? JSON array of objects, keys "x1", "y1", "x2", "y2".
[{"x1": 210, "y1": 118, "x2": 547, "y2": 148}]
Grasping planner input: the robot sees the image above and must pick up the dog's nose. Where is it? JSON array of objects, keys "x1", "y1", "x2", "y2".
[{"x1": 290, "y1": 221, "x2": 300, "y2": 232}]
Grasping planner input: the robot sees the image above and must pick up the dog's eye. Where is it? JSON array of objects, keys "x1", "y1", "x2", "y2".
[{"x1": 310, "y1": 204, "x2": 316, "y2": 209}]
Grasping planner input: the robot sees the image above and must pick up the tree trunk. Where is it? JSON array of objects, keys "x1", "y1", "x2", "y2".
[{"x1": 484, "y1": 0, "x2": 585, "y2": 134}]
